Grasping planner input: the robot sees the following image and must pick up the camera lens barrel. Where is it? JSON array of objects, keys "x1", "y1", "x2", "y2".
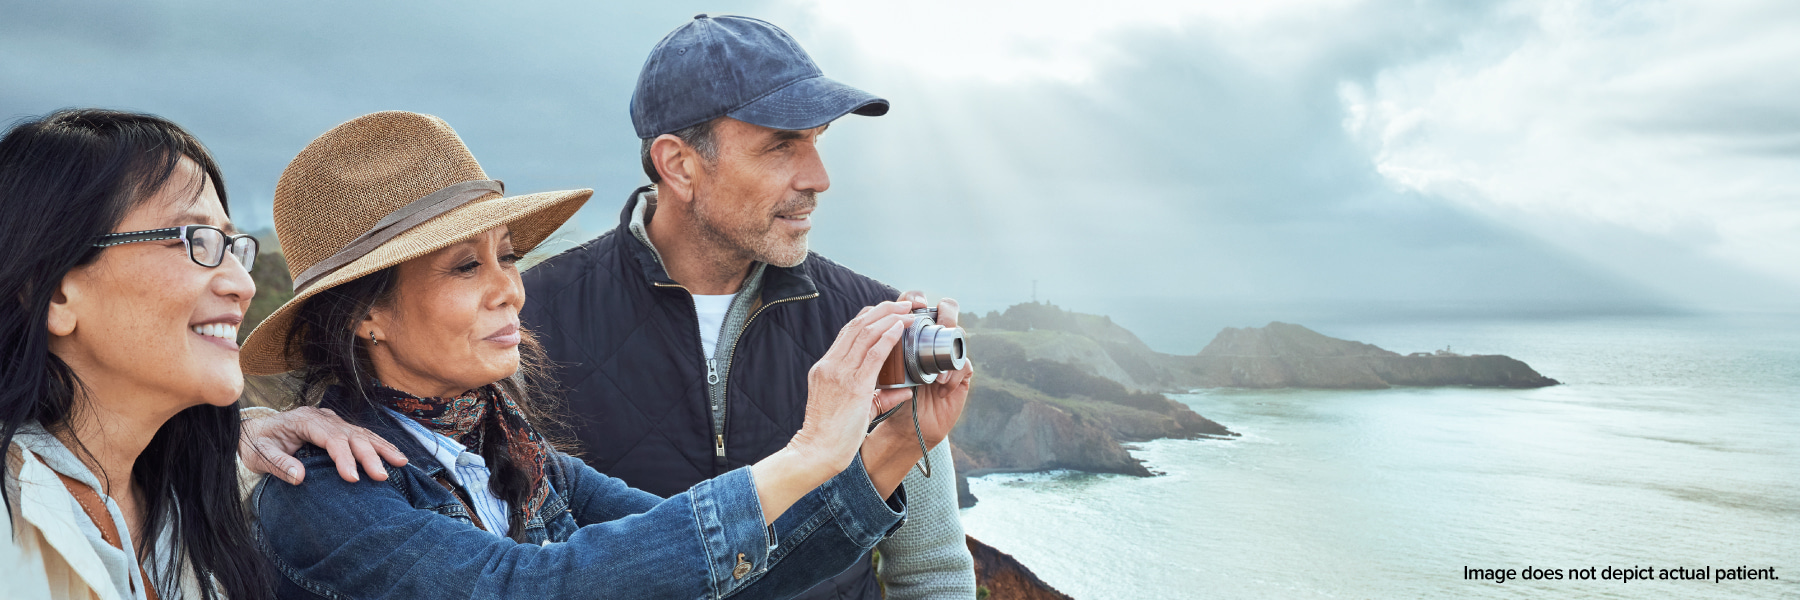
[
  {"x1": 877, "y1": 307, "x2": 972, "y2": 388},
  {"x1": 901, "y1": 308, "x2": 968, "y2": 384},
  {"x1": 923, "y1": 326, "x2": 966, "y2": 373}
]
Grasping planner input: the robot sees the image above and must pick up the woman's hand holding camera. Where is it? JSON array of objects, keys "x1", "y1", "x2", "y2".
[
  {"x1": 750, "y1": 300, "x2": 915, "y2": 523},
  {"x1": 791, "y1": 300, "x2": 919, "y2": 472}
]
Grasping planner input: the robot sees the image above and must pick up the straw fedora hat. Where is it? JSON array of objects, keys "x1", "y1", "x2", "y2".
[{"x1": 240, "y1": 111, "x2": 591, "y2": 375}]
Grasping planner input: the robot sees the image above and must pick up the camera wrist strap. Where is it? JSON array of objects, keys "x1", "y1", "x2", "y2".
[{"x1": 865, "y1": 388, "x2": 933, "y2": 478}]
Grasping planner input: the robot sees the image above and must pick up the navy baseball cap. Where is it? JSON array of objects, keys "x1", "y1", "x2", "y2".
[{"x1": 631, "y1": 14, "x2": 889, "y2": 139}]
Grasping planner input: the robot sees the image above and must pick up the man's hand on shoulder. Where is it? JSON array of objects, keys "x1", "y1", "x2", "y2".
[{"x1": 240, "y1": 406, "x2": 409, "y2": 485}]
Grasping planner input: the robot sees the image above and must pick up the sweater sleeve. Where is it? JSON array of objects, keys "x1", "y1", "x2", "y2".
[
  {"x1": 876, "y1": 441, "x2": 976, "y2": 599},
  {"x1": 235, "y1": 406, "x2": 281, "y2": 504}
]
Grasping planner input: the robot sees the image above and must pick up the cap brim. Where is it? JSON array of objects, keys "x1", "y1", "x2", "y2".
[
  {"x1": 238, "y1": 188, "x2": 592, "y2": 376},
  {"x1": 727, "y1": 75, "x2": 888, "y2": 131}
]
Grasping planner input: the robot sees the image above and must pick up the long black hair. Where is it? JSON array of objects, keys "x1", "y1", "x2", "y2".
[
  {"x1": 0, "y1": 109, "x2": 273, "y2": 599},
  {"x1": 285, "y1": 265, "x2": 564, "y2": 542}
]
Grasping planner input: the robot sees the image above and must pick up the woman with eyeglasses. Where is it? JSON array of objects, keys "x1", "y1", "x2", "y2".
[{"x1": 0, "y1": 109, "x2": 409, "y2": 600}]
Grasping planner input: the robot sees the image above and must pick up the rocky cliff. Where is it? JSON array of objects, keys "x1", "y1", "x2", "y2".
[
  {"x1": 949, "y1": 314, "x2": 1241, "y2": 506},
  {"x1": 952, "y1": 379, "x2": 1152, "y2": 478},
  {"x1": 948, "y1": 328, "x2": 1240, "y2": 483},
  {"x1": 968, "y1": 535, "x2": 1074, "y2": 600}
]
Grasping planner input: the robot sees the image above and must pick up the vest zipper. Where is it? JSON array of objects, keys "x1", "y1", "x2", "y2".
[
  {"x1": 655, "y1": 281, "x2": 725, "y2": 461},
  {"x1": 708, "y1": 360, "x2": 724, "y2": 456},
  {"x1": 716, "y1": 291, "x2": 820, "y2": 461},
  {"x1": 660, "y1": 281, "x2": 820, "y2": 468}
]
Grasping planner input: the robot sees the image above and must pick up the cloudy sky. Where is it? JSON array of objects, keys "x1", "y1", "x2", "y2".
[{"x1": 4, "y1": 0, "x2": 1795, "y2": 351}]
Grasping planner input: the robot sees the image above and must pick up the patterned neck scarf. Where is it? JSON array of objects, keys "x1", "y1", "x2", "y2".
[{"x1": 372, "y1": 382, "x2": 554, "y2": 521}]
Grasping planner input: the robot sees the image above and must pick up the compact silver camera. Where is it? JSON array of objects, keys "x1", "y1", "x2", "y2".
[{"x1": 876, "y1": 308, "x2": 968, "y2": 388}]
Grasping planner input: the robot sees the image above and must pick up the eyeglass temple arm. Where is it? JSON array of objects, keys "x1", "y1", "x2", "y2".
[{"x1": 92, "y1": 227, "x2": 185, "y2": 248}]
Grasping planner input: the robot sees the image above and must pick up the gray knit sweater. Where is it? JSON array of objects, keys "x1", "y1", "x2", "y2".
[{"x1": 878, "y1": 442, "x2": 976, "y2": 599}]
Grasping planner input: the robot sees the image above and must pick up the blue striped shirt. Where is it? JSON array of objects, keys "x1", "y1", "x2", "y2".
[{"x1": 385, "y1": 408, "x2": 512, "y2": 537}]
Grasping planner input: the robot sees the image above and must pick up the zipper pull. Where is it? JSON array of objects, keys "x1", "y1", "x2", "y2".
[
  {"x1": 706, "y1": 359, "x2": 721, "y2": 385},
  {"x1": 715, "y1": 434, "x2": 726, "y2": 458}
]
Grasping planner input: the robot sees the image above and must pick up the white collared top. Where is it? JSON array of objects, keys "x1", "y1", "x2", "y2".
[{"x1": 384, "y1": 409, "x2": 512, "y2": 537}]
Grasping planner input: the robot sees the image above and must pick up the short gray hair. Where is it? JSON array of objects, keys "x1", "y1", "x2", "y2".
[{"x1": 640, "y1": 118, "x2": 718, "y2": 184}]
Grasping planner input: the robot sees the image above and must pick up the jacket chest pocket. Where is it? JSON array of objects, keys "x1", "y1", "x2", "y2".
[
  {"x1": 432, "y1": 502, "x2": 481, "y2": 528},
  {"x1": 541, "y1": 508, "x2": 579, "y2": 543}
]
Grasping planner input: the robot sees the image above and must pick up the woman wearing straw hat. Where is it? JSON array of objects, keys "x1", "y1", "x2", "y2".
[{"x1": 243, "y1": 111, "x2": 930, "y2": 599}]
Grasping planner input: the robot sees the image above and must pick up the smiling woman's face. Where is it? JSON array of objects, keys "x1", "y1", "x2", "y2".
[
  {"x1": 363, "y1": 226, "x2": 524, "y2": 398},
  {"x1": 47, "y1": 158, "x2": 255, "y2": 413}
]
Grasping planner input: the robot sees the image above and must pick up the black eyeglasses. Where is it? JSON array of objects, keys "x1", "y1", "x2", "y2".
[{"x1": 92, "y1": 225, "x2": 259, "y2": 271}]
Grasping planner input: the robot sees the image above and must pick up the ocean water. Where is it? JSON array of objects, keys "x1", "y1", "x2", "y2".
[{"x1": 959, "y1": 314, "x2": 1800, "y2": 599}]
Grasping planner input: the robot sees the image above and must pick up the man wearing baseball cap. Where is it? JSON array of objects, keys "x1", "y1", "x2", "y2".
[{"x1": 521, "y1": 15, "x2": 976, "y2": 600}]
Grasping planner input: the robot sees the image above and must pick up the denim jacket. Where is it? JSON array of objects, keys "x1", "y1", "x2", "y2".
[{"x1": 251, "y1": 400, "x2": 907, "y2": 599}]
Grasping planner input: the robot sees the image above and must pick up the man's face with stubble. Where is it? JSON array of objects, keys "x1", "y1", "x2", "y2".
[{"x1": 685, "y1": 117, "x2": 830, "y2": 268}]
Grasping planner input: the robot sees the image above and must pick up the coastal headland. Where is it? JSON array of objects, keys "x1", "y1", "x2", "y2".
[
  {"x1": 948, "y1": 303, "x2": 1562, "y2": 597},
  {"x1": 950, "y1": 302, "x2": 1559, "y2": 503}
]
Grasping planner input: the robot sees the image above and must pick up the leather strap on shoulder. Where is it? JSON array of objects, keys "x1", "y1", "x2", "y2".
[{"x1": 35, "y1": 451, "x2": 160, "y2": 600}]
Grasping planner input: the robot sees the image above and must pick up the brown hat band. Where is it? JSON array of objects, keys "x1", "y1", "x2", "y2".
[{"x1": 291, "y1": 179, "x2": 505, "y2": 293}]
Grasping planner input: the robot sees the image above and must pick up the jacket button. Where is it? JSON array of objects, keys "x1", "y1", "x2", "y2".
[{"x1": 732, "y1": 553, "x2": 752, "y2": 579}]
